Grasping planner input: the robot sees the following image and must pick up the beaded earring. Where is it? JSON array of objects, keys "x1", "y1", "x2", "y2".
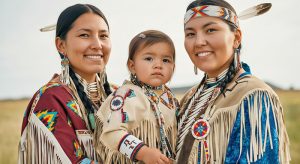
[
  {"x1": 233, "y1": 48, "x2": 241, "y2": 70},
  {"x1": 60, "y1": 55, "x2": 70, "y2": 85},
  {"x1": 194, "y1": 65, "x2": 198, "y2": 75}
]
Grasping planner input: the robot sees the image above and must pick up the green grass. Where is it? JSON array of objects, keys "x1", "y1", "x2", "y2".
[
  {"x1": 0, "y1": 90, "x2": 299, "y2": 163},
  {"x1": 276, "y1": 90, "x2": 300, "y2": 163}
]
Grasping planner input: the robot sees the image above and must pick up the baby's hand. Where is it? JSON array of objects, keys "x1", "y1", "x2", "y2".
[
  {"x1": 168, "y1": 158, "x2": 174, "y2": 164},
  {"x1": 135, "y1": 146, "x2": 170, "y2": 164}
]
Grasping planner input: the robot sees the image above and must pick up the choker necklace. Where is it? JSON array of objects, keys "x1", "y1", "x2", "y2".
[
  {"x1": 75, "y1": 73, "x2": 103, "y2": 105},
  {"x1": 204, "y1": 68, "x2": 228, "y2": 88},
  {"x1": 130, "y1": 74, "x2": 163, "y2": 91}
]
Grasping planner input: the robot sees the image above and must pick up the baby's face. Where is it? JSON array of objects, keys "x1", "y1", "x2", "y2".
[{"x1": 128, "y1": 42, "x2": 175, "y2": 87}]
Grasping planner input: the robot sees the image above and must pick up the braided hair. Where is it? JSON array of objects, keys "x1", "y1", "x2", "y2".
[
  {"x1": 69, "y1": 68, "x2": 95, "y2": 114},
  {"x1": 218, "y1": 53, "x2": 240, "y2": 95},
  {"x1": 102, "y1": 73, "x2": 112, "y2": 95}
]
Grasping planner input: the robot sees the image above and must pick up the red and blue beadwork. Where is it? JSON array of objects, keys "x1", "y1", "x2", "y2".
[
  {"x1": 191, "y1": 119, "x2": 210, "y2": 140},
  {"x1": 110, "y1": 95, "x2": 124, "y2": 111}
]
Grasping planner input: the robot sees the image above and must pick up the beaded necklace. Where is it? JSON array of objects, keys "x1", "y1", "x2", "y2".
[
  {"x1": 176, "y1": 69, "x2": 228, "y2": 161},
  {"x1": 130, "y1": 74, "x2": 163, "y2": 90},
  {"x1": 75, "y1": 73, "x2": 104, "y2": 108},
  {"x1": 75, "y1": 73, "x2": 104, "y2": 130},
  {"x1": 131, "y1": 78, "x2": 176, "y2": 159}
]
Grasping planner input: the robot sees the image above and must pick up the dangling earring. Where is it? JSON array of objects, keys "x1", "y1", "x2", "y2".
[
  {"x1": 233, "y1": 48, "x2": 241, "y2": 70},
  {"x1": 194, "y1": 65, "x2": 198, "y2": 75},
  {"x1": 60, "y1": 55, "x2": 70, "y2": 85}
]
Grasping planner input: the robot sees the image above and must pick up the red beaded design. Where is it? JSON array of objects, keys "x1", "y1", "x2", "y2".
[{"x1": 191, "y1": 119, "x2": 210, "y2": 140}]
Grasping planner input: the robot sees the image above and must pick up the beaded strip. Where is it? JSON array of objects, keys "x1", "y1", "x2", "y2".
[
  {"x1": 176, "y1": 69, "x2": 228, "y2": 161},
  {"x1": 118, "y1": 134, "x2": 144, "y2": 161},
  {"x1": 131, "y1": 78, "x2": 176, "y2": 159}
]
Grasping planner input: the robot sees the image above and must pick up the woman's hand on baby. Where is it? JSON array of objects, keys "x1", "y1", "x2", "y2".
[{"x1": 135, "y1": 146, "x2": 170, "y2": 164}]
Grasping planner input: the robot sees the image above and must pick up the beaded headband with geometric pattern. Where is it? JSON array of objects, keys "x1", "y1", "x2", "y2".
[
  {"x1": 184, "y1": 5, "x2": 239, "y2": 27},
  {"x1": 40, "y1": 3, "x2": 271, "y2": 32}
]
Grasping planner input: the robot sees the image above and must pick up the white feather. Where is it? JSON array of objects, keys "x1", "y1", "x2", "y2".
[
  {"x1": 40, "y1": 24, "x2": 56, "y2": 32},
  {"x1": 238, "y1": 3, "x2": 272, "y2": 20}
]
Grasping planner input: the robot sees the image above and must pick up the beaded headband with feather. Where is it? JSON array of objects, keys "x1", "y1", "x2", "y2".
[
  {"x1": 184, "y1": 5, "x2": 239, "y2": 27},
  {"x1": 184, "y1": 3, "x2": 272, "y2": 27},
  {"x1": 40, "y1": 3, "x2": 271, "y2": 32}
]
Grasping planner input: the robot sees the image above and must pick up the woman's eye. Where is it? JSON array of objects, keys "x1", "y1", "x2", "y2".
[
  {"x1": 185, "y1": 32, "x2": 195, "y2": 37},
  {"x1": 207, "y1": 28, "x2": 216, "y2": 33},
  {"x1": 99, "y1": 34, "x2": 109, "y2": 39},
  {"x1": 79, "y1": 34, "x2": 89, "y2": 38}
]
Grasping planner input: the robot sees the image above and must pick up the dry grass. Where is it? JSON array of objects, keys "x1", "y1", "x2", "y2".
[
  {"x1": 0, "y1": 99, "x2": 28, "y2": 164},
  {"x1": 0, "y1": 90, "x2": 299, "y2": 163}
]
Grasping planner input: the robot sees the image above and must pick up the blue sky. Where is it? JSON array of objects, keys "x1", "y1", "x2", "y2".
[{"x1": 0, "y1": 0, "x2": 299, "y2": 99}]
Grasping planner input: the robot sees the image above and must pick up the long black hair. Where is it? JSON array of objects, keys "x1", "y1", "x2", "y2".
[{"x1": 56, "y1": 4, "x2": 112, "y2": 119}]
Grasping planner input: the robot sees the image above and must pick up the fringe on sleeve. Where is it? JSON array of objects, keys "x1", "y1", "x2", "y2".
[
  {"x1": 18, "y1": 114, "x2": 71, "y2": 164},
  {"x1": 238, "y1": 90, "x2": 290, "y2": 163},
  {"x1": 186, "y1": 89, "x2": 290, "y2": 164}
]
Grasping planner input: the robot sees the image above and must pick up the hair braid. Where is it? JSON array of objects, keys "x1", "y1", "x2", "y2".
[
  {"x1": 219, "y1": 60, "x2": 238, "y2": 94},
  {"x1": 102, "y1": 73, "x2": 112, "y2": 96},
  {"x1": 69, "y1": 68, "x2": 95, "y2": 114}
]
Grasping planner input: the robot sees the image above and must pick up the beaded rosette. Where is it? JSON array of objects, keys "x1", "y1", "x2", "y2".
[
  {"x1": 191, "y1": 118, "x2": 210, "y2": 162},
  {"x1": 191, "y1": 119, "x2": 210, "y2": 140},
  {"x1": 107, "y1": 90, "x2": 133, "y2": 123},
  {"x1": 110, "y1": 95, "x2": 124, "y2": 111}
]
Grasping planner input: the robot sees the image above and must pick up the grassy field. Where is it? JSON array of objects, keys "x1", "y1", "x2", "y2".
[
  {"x1": 0, "y1": 99, "x2": 28, "y2": 164},
  {"x1": 277, "y1": 90, "x2": 300, "y2": 163},
  {"x1": 0, "y1": 90, "x2": 299, "y2": 163}
]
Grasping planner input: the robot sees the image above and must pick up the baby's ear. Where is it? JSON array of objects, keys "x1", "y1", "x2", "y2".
[{"x1": 127, "y1": 59, "x2": 136, "y2": 74}]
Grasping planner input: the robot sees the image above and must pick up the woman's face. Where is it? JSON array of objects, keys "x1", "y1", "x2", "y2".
[
  {"x1": 184, "y1": 16, "x2": 241, "y2": 77},
  {"x1": 56, "y1": 12, "x2": 111, "y2": 82}
]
